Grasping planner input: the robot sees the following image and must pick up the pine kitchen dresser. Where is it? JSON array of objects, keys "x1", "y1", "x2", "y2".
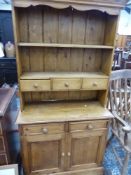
[{"x1": 12, "y1": 0, "x2": 127, "y2": 174}]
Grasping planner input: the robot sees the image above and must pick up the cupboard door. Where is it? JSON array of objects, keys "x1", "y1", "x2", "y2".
[
  {"x1": 67, "y1": 129, "x2": 107, "y2": 171},
  {"x1": 22, "y1": 133, "x2": 65, "y2": 175}
]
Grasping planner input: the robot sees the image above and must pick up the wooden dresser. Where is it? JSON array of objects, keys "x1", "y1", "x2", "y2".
[
  {"x1": 0, "y1": 88, "x2": 18, "y2": 165},
  {"x1": 12, "y1": 0, "x2": 127, "y2": 174}
]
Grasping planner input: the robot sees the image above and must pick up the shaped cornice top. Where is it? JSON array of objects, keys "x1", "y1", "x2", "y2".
[{"x1": 12, "y1": 0, "x2": 128, "y2": 15}]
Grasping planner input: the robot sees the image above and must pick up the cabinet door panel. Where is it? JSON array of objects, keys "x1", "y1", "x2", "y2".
[
  {"x1": 31, "y1": 141, "x2": 58, "y2": 170},
  {"x1": 72, "y1": 136, "x2": 99, "y2": 165},
  {"x1": 68, "y1": 129, "x2": 107, "y2": 171},
  {"x1": 22, "y1": 134, "x2": 65, "y2": 175}
]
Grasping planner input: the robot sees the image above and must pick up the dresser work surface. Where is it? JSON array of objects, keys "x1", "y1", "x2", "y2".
[{"x1": 17, "y1": 101, "x2": 113, "y2": 124}]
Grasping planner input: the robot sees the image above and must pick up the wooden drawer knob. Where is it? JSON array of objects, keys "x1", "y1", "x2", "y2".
[
  {"x1": 87, "y1": 124, "x2": 94, "y2": 130},
  {"x1": 61, "y1": 152, "x2": 65, "y2": 157},
  {"x1": 33, "y1": 84, "x2": 38, "y2": 88},
  {"x1": 42, "y1": 128, "x2": 48, "y2": 134},
  {"x1": 67, "y1": 152, "x2": 71, "y2": 156},
  {"x1": 92, "y1": 82, "x2": 97, "y2": 86},
  {"x1": 64, "y1": 82, "x2": 69, "y2": 87}
]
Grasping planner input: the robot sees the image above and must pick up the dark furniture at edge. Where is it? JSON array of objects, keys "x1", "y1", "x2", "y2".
[{"x1": 0, "y1": 88, "x2": 19, "y2": 165}]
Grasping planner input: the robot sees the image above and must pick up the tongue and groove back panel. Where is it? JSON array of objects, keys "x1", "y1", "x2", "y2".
[
  {"x1": 17, "y1": 7, "x2": 117, "y2": 44},
  {"x1": 14, "y1": 5, "x2": 117, "y2": 105}
]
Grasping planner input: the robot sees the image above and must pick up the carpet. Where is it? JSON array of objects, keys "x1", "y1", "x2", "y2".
[{"x1": 103, "y1": 138, "x2": 131, "y2": 175}]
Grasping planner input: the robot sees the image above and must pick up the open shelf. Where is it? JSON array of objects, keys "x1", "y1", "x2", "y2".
[
  {"x1": 17, "y1": 101, "x2": 113, "y2": 124},
  {"x1": 20, "y1": 72, "x2": 108, "y2": 80},
  {"x1": 18, "y1": 43, "x2": 114, "y2": 49}
]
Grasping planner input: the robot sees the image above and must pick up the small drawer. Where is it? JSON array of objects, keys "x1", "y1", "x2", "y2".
[
  {"x1": 82, "y1": 78, "x2": 108, "y2": 90},
  {"x1": 20, "y1": 80, "x2": 50, "y2": 91},
  {"x1": 53, "y1": 78, "x2": 81, "y2": 91},
  {"x1": 23, "y1": 123, "x2": 65, "y2": 135},
  {"x1": 0, "y1": 137, "x2": 5, "y2": 152},
  {"x1": 69, "y1": 120, "x2": 107, "y2": 132},
  {"x1": 0, "y1": 154, "x2": 8, "y2": 165},
  {"x1": 0, "y1": 122, "x2": 2, "y2": 135}
]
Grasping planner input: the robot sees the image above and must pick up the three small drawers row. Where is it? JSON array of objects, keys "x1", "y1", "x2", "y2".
[
  {"x1": 20, "y1": 78, "x2": 108, "y2": 92},
  {"x1": 22, "y1": 120, "x2": 108, "y2": 136}
]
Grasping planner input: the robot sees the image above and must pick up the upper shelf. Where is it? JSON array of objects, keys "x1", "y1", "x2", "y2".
[{"x1": 18, "y1": 43, "x2": 114, "y2": 49}]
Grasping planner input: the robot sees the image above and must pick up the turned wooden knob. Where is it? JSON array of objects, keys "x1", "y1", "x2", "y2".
[
  {"x1": 67, "y1": 152, "x2": 71, "y2": 156},
  {"x1": 61, "y1": 152, "x2": 65, "y2": 157},
  {"x1": 33, "y1": 84, "x2": 38, "y2": 88},
  {"x1": 42, "y1": 128, "x2": 48, "y2": 134},
  {"x1": 64, "y1": 82, "x2": 69, "y2": 87},
  {"x1": 87, "y1": 124, "x2": 94, "y2": 130},
  {"x1": 93, "y1": 82, "x2": 97, "y2": 86}
]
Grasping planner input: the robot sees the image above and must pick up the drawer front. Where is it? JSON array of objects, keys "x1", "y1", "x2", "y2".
[
  {"x1": 0, "y1": 137, "x2": 5, "y2": 152},
  {"x1": 0, "y1": 122, "x2": 2, "y2": 135},
  {"x1": 53, "y1": 78, "x2": 81, "y2": 91},
  {"x1": 20, "y1": 80, "x2": 50, "y2": 91},
  {"x1": 0, "y1": 154, "x2": 8, "y2": 165},
  {"x1": 82, "y1": 78, "x2": 108, "y2": 90},
  {"x1": 22, "y1": 123, "x2": 65, "y2": 135},
  {"x1": 69, "y1": 120, "x2": 108, "y2": 132}
]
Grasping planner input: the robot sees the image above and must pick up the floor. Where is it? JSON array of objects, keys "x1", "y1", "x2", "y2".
[{"x1": 103, "y1": 137, "x2": 131, "y2": 175}]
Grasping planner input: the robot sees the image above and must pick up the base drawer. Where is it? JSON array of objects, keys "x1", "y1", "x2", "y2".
[
  {"x1": 22, "y1": 123, "x2": 65, "y2": 135},
  {"x1": 70, "y1": 120, "x2": 108, "y2": 132}
]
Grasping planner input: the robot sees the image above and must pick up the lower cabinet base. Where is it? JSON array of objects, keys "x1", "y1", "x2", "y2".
[
  {"x1": 52, "y1": 168, "x2": 103, "y2": 175},
  {"x1": 20, "y1": 120, "x2": 108, "y2": 175},
  {"x1": 30, "y1": 167, "x2": 104, "y2": 175}
]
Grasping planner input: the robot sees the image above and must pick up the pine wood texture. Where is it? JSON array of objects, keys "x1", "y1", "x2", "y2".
[
  {"x1": 18, "y1": 43, "x2": 114, "y2": 49},
  {"x1": 12, "y1": 0, "x2": 127, "y2": 16},
  {"x1": 13, "y1": 6, "x2": 119, "y2": 107},
  {"x1": 12, "y1": 0, "x2": 126, "y2": 174},
  {"x1": 17, "y1": 101, "x2": 113, "y2": 124},
  {"x1": 19, "y1": 119, "x2": 108, "y2": 174}
]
